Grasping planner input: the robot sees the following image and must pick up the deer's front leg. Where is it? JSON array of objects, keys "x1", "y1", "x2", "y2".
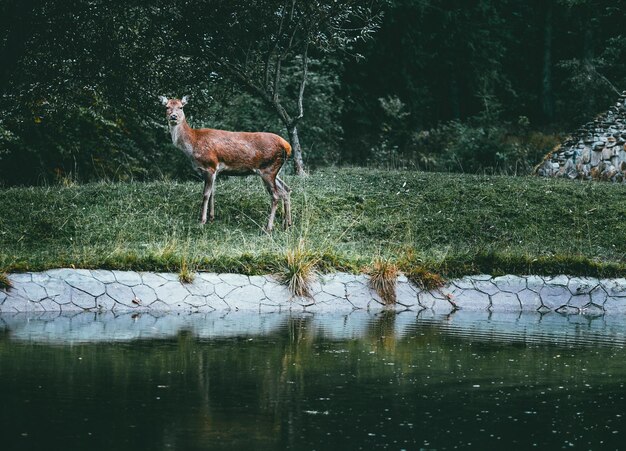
[{"x1": 200, "y1": 171, "x2": 214, "y2": 225}]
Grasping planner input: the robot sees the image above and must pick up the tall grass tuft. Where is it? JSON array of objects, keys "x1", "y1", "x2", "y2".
[
  {"x1": 0, "y1": 272, "x2": 12, "y2": 290},
  {"x1": 367, "y1": 257, "x2": 399, "y2": 305},
  {"x1": 399, "y1": 250, "x2": 446, "y2": 291},
  {"x1": 178, "y1": 256, "x2": 196, "y2": 284},
  {"x1": 278, "y1": 238, "x2": 318, "y2": 298},
  {"x1": 404, "y1": 265, "x2": 445, "y2": 291}
]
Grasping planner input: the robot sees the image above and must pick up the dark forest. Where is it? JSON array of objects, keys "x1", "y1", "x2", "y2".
[{"x1": 1, "y1": 0, "x2": 625, "y2": 184}]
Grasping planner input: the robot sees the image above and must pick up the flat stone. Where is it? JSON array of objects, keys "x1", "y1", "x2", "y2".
[
  {"x1": 2, "y1": 296, "x2": 33, "y2": 312},
  {"x1": 444, "y1": 282, "x2": 466, "y2": 299},
  {"x1": 95, "y1": 294, "x2": 118, "y2": 310},
  {"x1": 218, "y1": 274, "x2": 249, "y2": 287},
  {"x1": 70, "y1": 288, "x2": 96, "y2": 309},
  {"x1": 113, "y1": 271, "x2": 143, "y2": 287},
  {"x1": 472, "y1": 280, "x2": 499, "y2": 296},
  {"x1": 416, "y1": 291, "x2": 435, "y2": 309},
  {"x1": 132, "y1": 285, "x2": 158, "y2": 304},
  {"x1": 330, "y1": 273, "x2": 358, "y2": 284},
  {"x1": 491, "y1": 292, "x2": 521, "y2": 311},
  {"x1": 567, "y1": 277, "x2": 598, "y2": 295},
  {"x1": 90, "y1": 269, "x2": 116, "y2": 283},
  {"x1": 43, "y1": 278, "x2": 72, "y2": 304},
  {"x1": 545, "y1": 275, "x2": 570, "y2": 286},
  {"x1": 106, "y1": 283, "x2": 137, "y2": 307},
  {"x1": 539, "y1": 285, "x2": 571, "y2": 309},
  {"x1": 194, "y1": 305, "x2": 216, "y2": 313},
  {"x1": 568, "y1": 294, "x2": 591, "y2": 308},
  {"x1": 140, "y1": 272, "x2": 169, "y2": 287},
  {"x1": 185, "y1": 295, "x2": 208, "y2": 308},
  {"x1": 517, "y1": 289, "x2": 542, "y2": 311},
  {"x1": 396, "y1": 282, "x2": 418, "y2": 306},
  {"x1": 15, "y1": 282, "x2": 48, "y2": 302},
  {"x1": 431, "y1": 297, "x2": 455, "y2": 313},
  {"x1": 526, "y1": 276, "x2": 545, "y2": 293},
  {"x1": 0, "y1": 290, "x2": 7, "y2": 304},
  {"x1": 31, "y1": 273, "x2": 51, "y2": 284},
  {"x1": 590, "y1": 286, "x2": 609, "y2": 305},
  {"x1": 308, "y1": 279, "x2": 323, "y2": 296},
  {"x1": 455, "y1": 290, "x2": 490, "y2": 310},
  {"x1": 65, "y1": 273, "x2": 105, "y2": 297},
  {"x1": 471, "y1": 274, "x2": 493, "y2": 281},
  {"x1": 155, "y1": 282, "x2": 190, "y2": 305},
  {"x1": 602, "y1": 279, "x2": 626, "y2": 297},
  {"x1": 60, "y1": 302, "x2": 81, "y2": 312},
  {"x1": 197, "y1": 273, "x2": 223, "y2": 284},
  {"x1": 223, "y1": 285, "x2": 266, "y2": 309},
  {"x1": 45, "y1": 268, "x2": 77, "y2": 279},
  {"x1": 345, "y1": 281, "x2": 373, "y2": 309},
  {"x1": 263, "y1": 283, "x2": 292, "y2": 304},
  {"x1": 603, "y1": 298, "x2": 626, "y2": 313},
  {"x1": 148, "y1": 300, "x2": 172, "y2": 312},
  {"x1": 214, "y1": 282, "x2": 236, "y2": 299},
  {"x1": 581, "y1": 303, "x2": 604, "y2": 316},
  {"x1": 555, "y1": 305, "x2": 579, "y2": 315},
  {"x1": 323, "y1": 281, "x2": 346, "y2": 298},
  {"x1": 493, "y1": 275, "x2": 526, "y2": 293},
  {"x1": 452, "y1": 276, "x2": 475, "y2": 290},
  {"x1": 248, "y1": 275, "x2": 267, "y2": 288},
  {"x1": 185, "y1": 278, "x2": 215, "y2": 297},
  {"x1": 9, "y1": 273, "x2": 32, "y2": 283},
  {"x1": 312, "y1": 291, "x2": 344, "y2": 305},
  {"x1": 27, "y1": 301, "x2": 46, "y2": 312},
  {"x1": 39, "y1": 298, "x2": 61, "y2": 312}
]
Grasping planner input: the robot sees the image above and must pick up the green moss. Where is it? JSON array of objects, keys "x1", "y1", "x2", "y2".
[{"x1": 1, "y1": 169, "x2": 625, "y2": 277}]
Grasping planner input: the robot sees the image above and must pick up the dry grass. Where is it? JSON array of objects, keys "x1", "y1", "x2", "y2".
[
  {"x1": 404, "y1": 265, "x2": 445, "y2": 291},
  {"x1": 278, "y1": 239, "x2": 318, "y2": 298},
  {"x1": 0, "y1": 272, "x2": 12, "y2": 290},
  {"x1": 178, "y1": 258, "x2": 196, "y2": 284},
  {"x1": 367, "y1": 257, "x2": 399, "y2": 305}
]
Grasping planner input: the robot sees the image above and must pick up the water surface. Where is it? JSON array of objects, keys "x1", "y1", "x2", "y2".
[{"x1": 1, "y1": 311, "x2": 625, "y2": 450}]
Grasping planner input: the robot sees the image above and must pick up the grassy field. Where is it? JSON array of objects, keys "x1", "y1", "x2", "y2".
[{"x1": 1, "y1": 168, "x2": 625, "y2": 277}]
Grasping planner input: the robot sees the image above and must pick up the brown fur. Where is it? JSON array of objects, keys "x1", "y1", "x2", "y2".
[{"x1": 161, "y1": 96, "x2": 292, "y2": 232}]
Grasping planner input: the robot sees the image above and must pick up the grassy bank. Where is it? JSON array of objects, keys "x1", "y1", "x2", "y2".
[{"x1": 1, "y1": 168, "x2": 625, "y2": 278}]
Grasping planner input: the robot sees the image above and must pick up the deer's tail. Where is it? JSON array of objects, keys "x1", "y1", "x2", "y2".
[{"x1": 282, "y1": 138, "x2": 292, "y2": 159}]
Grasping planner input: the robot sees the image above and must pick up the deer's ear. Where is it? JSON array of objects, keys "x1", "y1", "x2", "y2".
[
  {"x1": 158, "y1": 95, "x2": 168, "y2": 106},
  {"x1": 181, "y1": 95, "x2": 190, "y2": 106}
]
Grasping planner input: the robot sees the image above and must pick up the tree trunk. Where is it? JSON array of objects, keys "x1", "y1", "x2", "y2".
[
  {"x1": 541, "y1": 0, "x2": 554, "y2": 122},
  {"x1": 288, "y1": 125, "x2": 307, "y2": 176}
]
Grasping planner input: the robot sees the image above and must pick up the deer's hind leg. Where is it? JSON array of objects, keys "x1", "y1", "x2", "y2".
[
  {"x1": 276, "y1": 176, "x2": 292, "y2": 229},
  {"x1": 260, "y1": 174, "x2": 280, "y2": 233}
]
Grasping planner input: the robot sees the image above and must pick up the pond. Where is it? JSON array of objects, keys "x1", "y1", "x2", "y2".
[{"x1": 1, "y1": 311, "x2": 626, "y2": 450}]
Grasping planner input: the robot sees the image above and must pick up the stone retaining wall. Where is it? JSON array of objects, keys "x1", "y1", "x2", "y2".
[
  {"x1": 535, "y1": 91, "x2": 626, "y2": 181},
  {"x1": 2, "y1": 269, "x2": 625, "y2": 314}
]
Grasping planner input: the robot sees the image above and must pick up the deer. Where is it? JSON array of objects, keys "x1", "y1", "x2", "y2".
[{"x1": 159, "y1": 95, "x2": 292, "y2": 233}]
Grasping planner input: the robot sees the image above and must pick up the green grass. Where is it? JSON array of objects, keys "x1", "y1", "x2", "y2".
[{"x1": 1, "y1": 168, "x2": 625, "y2": 277}]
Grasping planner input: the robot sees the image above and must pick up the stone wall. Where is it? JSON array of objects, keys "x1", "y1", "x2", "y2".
[
  {"x1": 535, "y1": 91, "x2": 626, "y2": 181},
  {"x1": 2, "y1": 269, "x2": 626, "y2": 315}
]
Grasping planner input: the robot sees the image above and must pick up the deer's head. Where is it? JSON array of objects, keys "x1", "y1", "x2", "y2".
[{"x1": 159, "y1": 95, "x2": 189, "y2": 126}]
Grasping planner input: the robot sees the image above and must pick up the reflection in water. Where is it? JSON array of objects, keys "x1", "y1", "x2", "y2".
[{"x1": 1, "y1": 311, "x2": 626, "y2": 450}]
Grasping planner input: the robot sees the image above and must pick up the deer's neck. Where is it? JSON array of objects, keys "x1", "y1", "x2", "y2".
[{"x1": 169, "y1": 120, "x2": 195, "y2": 157}]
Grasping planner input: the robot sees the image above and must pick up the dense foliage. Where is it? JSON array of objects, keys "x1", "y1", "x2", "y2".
[{"x1": 1, "y1": 0, "x2": 625, "y2": 184}]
